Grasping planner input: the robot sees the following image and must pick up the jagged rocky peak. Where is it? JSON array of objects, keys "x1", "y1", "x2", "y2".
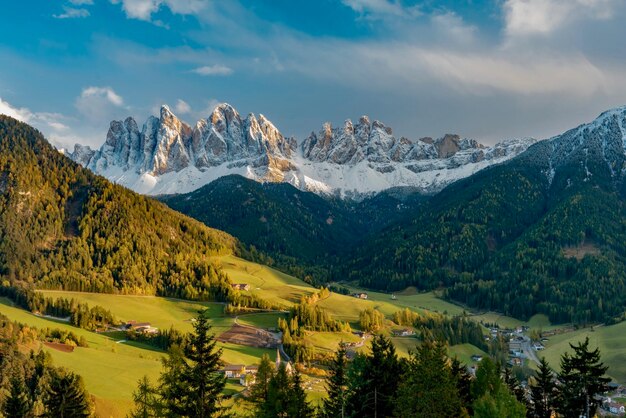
[
  {"x1": 73, "y1": 102, "x2": 296, "y2": 179},
  {"x1": 301, "y1": 117, "x2": 488, "y2": 165}
]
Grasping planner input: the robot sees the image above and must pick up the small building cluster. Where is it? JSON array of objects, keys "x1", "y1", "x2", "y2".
[
  {"x1": 123, "y1": 321, "x2": 158, "y2": 335},
  {"x1": 221, "y1": 364, "x2": 259, "y2": 386},
  {"x1": 392, "y1": 328, "x2": 415, "y2": 337},
  {"x1": 352, "y1": 292, "x2": 368, "y2": 299},
  {"x1": 231, "y1": 283, "x2": 251, "y2": 291}
]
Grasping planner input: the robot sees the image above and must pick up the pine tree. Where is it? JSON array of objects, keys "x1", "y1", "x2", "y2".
[
  {"x1": 347, "y1": 334, "x2": 403, "y2": 418},
  {"x1": 320, "y1": 344, "x2": 348, "y2": 418},
  {"x1": 3, "y1": 374, "x2": 31, "y2": 418},
  {"x1": 129, "y1": 375, "x2": 161, "y2": 418},
  {"x1": 451, "y1": 357, "x2": 473, "y2": 411},
  {"x1": 287, "y1": 367, "x2": 314, "y2": 418},
  {"x1": 503, "y1": 367, "x2": 526, "y2": 406},
  {"x1": 249, "y1": 354, "x2": 275, "y2": 405},
  {"x1": 394, "y1": 340, "x2": 467, "y2": 417},
  {"x1": 181, "y1": 312, "x2": 228, "y2": 417},
  {"x1": 528, "y1": 357, "x2": 556, "y2": 418},
  {"x1": 260, "y1": 362, "x2": 291, "y2": 417},
  {"x1": 159, "y1": 345, "x2": 188, "y2": 417},
  {"x1": 556, "y1": 337, "x2": 610, "y2": 418},
  {"x1": 471, "y1": 358, "x2": 526, "y2": 418},
  {"x1": 43, "y1": 370, "x2": 92, "y2": 418}
]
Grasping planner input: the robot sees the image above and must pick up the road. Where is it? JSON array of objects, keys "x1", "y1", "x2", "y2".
[{"x1": 520, "y1": 336, "x2": 541, "y2": 364}]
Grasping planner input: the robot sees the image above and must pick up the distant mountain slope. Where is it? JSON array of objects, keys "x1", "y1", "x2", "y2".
[
  {"x1": 347, "y1": 106, "x2": 626, "y2": 323},
  {"x1": 160, "y1": 175, "x2": 425, "y2": 279},
  {"x1": 68, "y1": 104, "x2": 534, "y2": 198},
  {"x1": 0, "y1": 115, "x2": 238, "y2": 299}
]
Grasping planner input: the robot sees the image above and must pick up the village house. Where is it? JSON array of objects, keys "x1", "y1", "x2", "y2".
[
  {"x1": 124, "y1": 321, "x2": 159, "y2": 335},
  {"x1": 221, "y1": 364, "x2": 260, "y2": 380},
  {"x1": 471, "y1": 354, "x2": 483, "y2": 362},
  {"x1": 607, "y1": 402, "x2": 626, "y2": 415},
  {"x1": 392, "y1": 329, "x2": 415, "y2": 337},
  {"x1": 508, "y1": 357, "x2": 523, "y2": 367},
  {"x1": 352, "y1": 292, "x2": 368, "y2": 299},
  {"x1": 532, "y1": 342, "x2": 545, "y2": 351},
  {"x1": 231, "y1": 283, "x2": 251, "y2": 291}
]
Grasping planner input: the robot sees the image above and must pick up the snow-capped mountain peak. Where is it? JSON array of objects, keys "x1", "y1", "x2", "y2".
[{"x1": 69, "y1": 103, "x2": 536, "y2": 198}]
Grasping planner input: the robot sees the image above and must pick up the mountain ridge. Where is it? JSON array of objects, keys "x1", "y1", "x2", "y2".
[{"x1": 68, "y1": 103, "x2": 535, "y2": 199}]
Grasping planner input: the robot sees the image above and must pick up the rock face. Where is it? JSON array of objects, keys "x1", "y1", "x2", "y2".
[{"x1": 69, "y1": 103, "x2": 536, "y2": 198}]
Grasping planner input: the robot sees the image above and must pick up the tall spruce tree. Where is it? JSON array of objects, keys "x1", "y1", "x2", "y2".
[
  {"x1": 249, "y1": 354, "x2": 275, "y2": 405},
  {"x1": 129, "y1": 375, "x2": 162, "y2": 418},
  {"x1": 159, "y1": 345, "x2": 189, "y2": 417},
  {"x1": 43, "y1": 370, "x2": 92, "y2": 418},
  {"x1": 320, "y1": 344, "x2": 348, "y2": 418},
  {"x1": 182, "y1": 312, "x2": 227, "y2": 417},
  {"x1": 260, "y1": 362, "x2": 291, "y2": 417},
  {"x1": 503, "y1": 367, "x2": 526, "y2": 406},
  {"x1": 529, "y1": 357, "x2": 556, "y2": 418},
  {"x1": 394, "y1": 340, "x2": 467, "y2": 418},
  {"x1": 471, "y1": 358, "x2": 526, "y2": 418},
  {"x1": 3, "y1": 374, "x2": 31, "y2": 418},
  {"x1": 346, "y1": 334, "x2": 403, "y2": 418},
  {"x1": 556, "y1": 337, "x2": 610, "y2": 418},
  {"x1": 287, "y1": 367, "x2": 314, "y2": 418},
  {"x1": 451, "y1": 357, "x2": 473, "y2": 412}
]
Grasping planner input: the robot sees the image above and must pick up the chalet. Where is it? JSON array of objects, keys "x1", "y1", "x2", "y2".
[
  {"x1": 607, "y1": 402, "x2": 625, "y2": 414},
  {"x1": 222, "y1": 365, "x2": 246, "y2": 378},
  {"x1": 471, "y1": 355, "x2": 483, "y2": 362},
  {"x1": 532, "y1": 343, "x2": 545, "y2": 351},
  {"x1": 508, "y1": 357, "x2": 523, "y2": 367},
  {"x1": 231, "y1": 283, "x2": 251, "y2": 291},
  {"x1": 352, "y1": 292, "x2": 368, "y2": 300},
  {"x1": 124, "y1": 321, "x2": 152, "y2": 330},
  {"x1": 393, "y1": 329, "x2": 415, "y2": 337}
]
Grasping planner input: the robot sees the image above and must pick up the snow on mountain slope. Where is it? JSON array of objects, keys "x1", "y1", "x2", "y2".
[{"x1": 69, "y1": 103, "x2": 536, "y2": 198}]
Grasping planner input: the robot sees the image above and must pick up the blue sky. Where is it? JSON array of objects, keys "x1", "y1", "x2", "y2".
[{"x1": 2, "y1": 0, "x2": 626, "y2": 148}]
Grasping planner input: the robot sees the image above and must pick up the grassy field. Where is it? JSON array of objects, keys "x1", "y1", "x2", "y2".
[
  {"x1": 0, "y1": 295, "x2": 276, "y2": 417},
  {"x1": 540, "y1": 322, "x2": 626, "y2": 383}
]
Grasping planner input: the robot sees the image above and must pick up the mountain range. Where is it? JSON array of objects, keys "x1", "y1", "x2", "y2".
[
  {"x1": 68, "y1": 104, "x2": 535, "y2": 199},
  {"x1": 7, "y1": 103, "x2": 626, "y2": 325}
]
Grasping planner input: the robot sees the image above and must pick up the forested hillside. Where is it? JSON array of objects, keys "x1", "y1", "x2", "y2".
[
  {"x1": 347, "y1": 120, "x2": 626, "y2": 324},
  {"x1": 0, "y1": 115, "x2": 238, "y2": 300}
]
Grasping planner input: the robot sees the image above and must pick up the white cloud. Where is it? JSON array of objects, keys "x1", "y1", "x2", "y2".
[
  {"x1": 342, "y1": 0, "x2": 420, "y2": 18},
  {"x1": 53, "y1": 6, "x2": 90, "y2": 19},
  {"x1": 111, "y1": 0, "x2": 209, "y2": 21},
  {"x1": 174, "y1": 99, "x2": 191, "y2": 114},
  {"x1": 0, "y1": 98, "x2": 77, "y2": 147},
  {"x1": 503, "y1": 0, "x2": 617, "y2": 37},
  {"x1": 75, "y1": 86, "x2": 126, "y2": 123},
  {"x1": 191, "y1": 64, "x2": 233, "y2": 76}
]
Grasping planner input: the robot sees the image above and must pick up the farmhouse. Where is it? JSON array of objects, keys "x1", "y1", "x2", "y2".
[
  {"x1": 221, "y1": 364, "x2": 259, "y2": 379},
  {"x1": 392, "y1": 329, "x2": 415, "y2": 337},
  {"x1": 471, "y1": 355, "x2": 483, "y2": 362},
  {"x1": 231, "y1": 283, "x2": 251, "y2": 291},
  {"x1": 607, "y1": 402, "x2": 625, "y2": 414},
  {"x1": 352, "y1": 292, "x2": 368, "y2": 299}
]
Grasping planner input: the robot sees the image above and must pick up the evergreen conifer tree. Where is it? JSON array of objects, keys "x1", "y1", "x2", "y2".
[
  {"x1": 182, "y1": 312, "x2": 227, "y2": 417},
  {"x1": 129, "y1": 375, "x2": 162, "y2": 418},
  {"x1": 320, "y1": 344, "x2": 348, "y2": 418},
  {"x1": 556, "y1": 337, "x2": 610, "y2": 418},
  {"x1": 43, "y1": 370, "x2": 92, "y2": 418},
  {"x1": 394, "y1": 340, "x2": 467, "y2": 417},
  {"x1": 3, "y1": 374, "x2": 31, "y2": 418},
  {"x1": 528, "y1": 357, "x2": 556, "y2": 418}
]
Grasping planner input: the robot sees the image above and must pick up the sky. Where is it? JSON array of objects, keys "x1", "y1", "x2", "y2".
[{"x1": 2, "y1": 0, "x2": 626, "y2": 149}]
